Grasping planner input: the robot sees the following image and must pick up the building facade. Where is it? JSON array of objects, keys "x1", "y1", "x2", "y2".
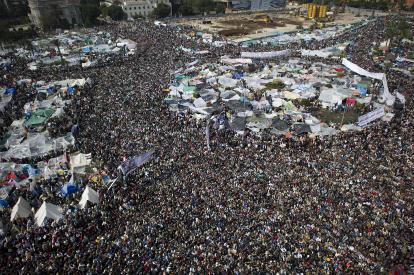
[
  {"x1": 120, "y1": 0, "x2": 171, "y2": 18},
  {"x1": 231, "y1": 0, "x2": 286, "y2": 10},
  {"x1": 28, "y1": 0, "x2": 82, "y2": 27}
]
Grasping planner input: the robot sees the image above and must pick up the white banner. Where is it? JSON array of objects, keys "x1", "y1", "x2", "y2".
[
  {"x1": 241, "y1": 50, "x2": 291, "y2": 59},
  {"x1": 220, "y1": 57, "x2": 252, "y2": 65},
  {"x1": 301, "y1": 49, "x2": 332, "y2": 58},
  {"x1": 342, "y1": 59, "x2": 394, "y2": 103},
  {"x1": 357, "y1": 107, "x2": 385, "y2": 127}
]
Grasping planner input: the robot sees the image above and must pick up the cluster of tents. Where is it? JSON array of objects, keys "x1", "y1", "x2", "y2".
[
  {"x1": 9, "y1": 186, "x2": 99, "y2": 226},
  {"x1": 165, "y1": 51, "x2": 397, "y2": 136}
]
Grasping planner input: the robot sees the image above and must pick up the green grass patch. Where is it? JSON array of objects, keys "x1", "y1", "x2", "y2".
[
  {"x1": 312, "y1": 109, "x2": 359, "y2": 124},
  {"x1": 265, "y1": 79, "x2": 285, "y2": 90}
]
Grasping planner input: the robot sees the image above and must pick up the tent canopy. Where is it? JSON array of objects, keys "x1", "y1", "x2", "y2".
[
  {"x1": 34, "y1": 201, "x2": 63, "y2": 226},
  {"x1": 24, "y1": 108, "x2": 55, "y2": 127},
  {"x1": 293, "y1": 123, "x2": 311, "y2": 135},
  {"x1": 272, "y1": 118, "x2": 289, "y2": 131},
  {"x1": 79, "y1": 186, "x2": 99, "y2": 209},
  {"x1": 10, "y1": 197, "x2": 32, "y2": 221}
]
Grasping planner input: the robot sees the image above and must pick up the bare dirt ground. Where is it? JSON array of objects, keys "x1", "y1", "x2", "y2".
[{"x1": 173, "y1": 5, "x2": 389, "y2": 41}]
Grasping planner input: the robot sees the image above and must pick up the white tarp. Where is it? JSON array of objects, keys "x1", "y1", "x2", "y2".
[
  {"x1": 241, "y1": 50, "x2": 291, "y2": 59},
  {"x1": 70, "y1": 153, "x2": 92, "y2": 170},
  {"x1": 10, "y1": 197, "x2": 32, "y2": 221},
  {"x1": 79, "y1": 186, "x2": 99, "y2": 209},
  {"x1": 318, "y1": 89, "x2": 344, "y2": 106},
  {"x1": 34, "y1": 201, "x2": 63, "y2": 226},
  {"x1": 357, "y1": 107, "x2": 385, "y2": 126},
  {"x1": 396, "y1": 92, "x2": 406, "y2": 104},
  {"x1": 396, "y1": 57, "x2": 414, "y2": 63},
  {"x1": 82, "y1": 60, "x2": 92, "y2": 68},
  {"x1": 301, "y1": 49, "x2": 332, "y2": 58},
  {"x1": 342, "y1": 59, "x2": 394, "y2": 103},
  {"x1": 193, "y1": 97, "x2": 207, "y2": 108},
  {"x1": 221, "y1": 57, "x2": 252, "y2": 65}
]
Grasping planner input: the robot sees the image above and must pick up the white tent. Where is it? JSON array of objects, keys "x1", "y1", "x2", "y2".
[
  {"x1": 79, "y1": 186, "x2": 99, "y2": 209},
  {"x1": 34, "y1": 201, "x2": 63, "y2": 226},
  {"x1": 10, "y1": 197, "x2": 32, "y2": 221}
]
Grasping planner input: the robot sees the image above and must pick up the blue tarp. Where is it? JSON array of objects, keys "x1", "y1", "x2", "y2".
[
  {"x1": 102, "y1": 175, "x2": 110, "y2": 184},
  {"x1": 47, "y1": 87, "x2": 57, "y2": 94},
  {"x1": 4, "y1": 88, "x2": 16, "y2": 94},
  {"x1": 0, "y1": 199, "x2": 9, "y2": 208},
  {"x1": 232, "y1": 72, "x2": 244, "y2": 79},
  {"x1": 82, "y1": 47, "x2": 92, "y2": 53},
  {"x1": 61, "y1": 183, "x2": 78, "y2": 197},
  {"x1": 67, "y1": 87, "x2": 76, "y2": 94},
  {"x1": 356, "y1": 85, "x2": 368, "y2": 96},
  {"x1": 28, "y1": 166, "x2": 39, "y2": 177},
  {"x1": 239, "y1": 96, "x2": 249, "y2": 103}
]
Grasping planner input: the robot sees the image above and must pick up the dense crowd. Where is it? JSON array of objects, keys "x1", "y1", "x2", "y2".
[{"x1": 0, "y1": 15, "x2": 413, "y2": 273}]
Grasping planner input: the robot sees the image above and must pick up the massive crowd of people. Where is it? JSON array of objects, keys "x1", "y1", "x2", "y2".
[{"x1": 0, "y1": 15, "x2": 413, "y2": 273}]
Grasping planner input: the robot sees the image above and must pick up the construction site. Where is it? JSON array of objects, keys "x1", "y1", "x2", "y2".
[{"x1": 173, "y1": 3, "x2": 388, "y2": 42}]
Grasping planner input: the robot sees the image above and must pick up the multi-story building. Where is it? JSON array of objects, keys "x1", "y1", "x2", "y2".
[
  {"x1": 28, "y1": 0, "x2": 82, "y2": 27},
  {"x1": 120, "y1": 0, "x2": 171, "y2": 18},
  {"x1": 231, "y1": 0, "x2": 286, "y2": 10}
]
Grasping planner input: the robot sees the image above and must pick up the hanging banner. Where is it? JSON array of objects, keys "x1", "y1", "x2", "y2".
[
  {"x1": 241, "y1": 50, "x2": 291, "y2": 59},
  {"x1": 342, "y1": 59, "x2": 394, "y2": 103},
  {"x1": 357, "y1": 107, "x2": 385, "y2": 127},
  {"x1": 221, "y1": 57, "x2": 252, "y2": 65}
]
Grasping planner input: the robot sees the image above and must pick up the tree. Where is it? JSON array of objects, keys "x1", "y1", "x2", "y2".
[
  {"x1": 133, "y1": 13, "x2": 145, "y2": 20},
  {"x1": 385, "y1": 17, "x2": 413, "y2": 48},
  {"x1": 195, "y1": 0, "x2": 214, "y2": 13},
  {"x1": 215, "y1": 3, "x2": 226, "y2": 14},
  {"x1": 179, "y1": 1, "x2": 194, "y2": 15},
  {"x1": 151, "y1": 3, "x2": 171, "y2": 18},
  {"x1": 80, "y1": 2, "x2": 101, "y2": 26},
  {"x1": 107, "y1": 5, "x2": 127, "y2": 21}
]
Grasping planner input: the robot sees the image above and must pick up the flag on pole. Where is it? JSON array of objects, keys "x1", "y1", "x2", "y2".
[
  {"x1": 206, "y1": 120, "x2": 211, "y2": 151},
  {"x1": 117, "y1": 150, "x2": 154, "y2": 177}
]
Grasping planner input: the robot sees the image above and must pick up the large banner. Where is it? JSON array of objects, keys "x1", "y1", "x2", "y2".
[
  {"x1": 241, "y1": 50, "x2": 291, "y2": 59},
  {"x1": 357, "y1": 107, "x2": 385, "y2": 127},
  {"x1": 118, "y1": 150, "x2": 154, "y2": 176},
  {"x1": 221, "y1": 57, "x2": 253, "y2": 65},
  {"x1": 342, "y1": 59, "x2": 393, "y2": 102}
]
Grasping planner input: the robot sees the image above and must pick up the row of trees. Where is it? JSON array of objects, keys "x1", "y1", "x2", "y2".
[
  {"x1": 299, "y1": 0, "x2": 413, "y2": 12},
  {"x1": 169, "y1": 0, "x2": 226, "y2": 17},
  {"x1": 347, "y1": 0, "x2": 391, "y2": 11},
  {"x1": 80, "y1": 0, "x2": 127, "y2": 26},
  {"x1": 385, "y1": 16, "x2": 413, "y2": 48}
]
